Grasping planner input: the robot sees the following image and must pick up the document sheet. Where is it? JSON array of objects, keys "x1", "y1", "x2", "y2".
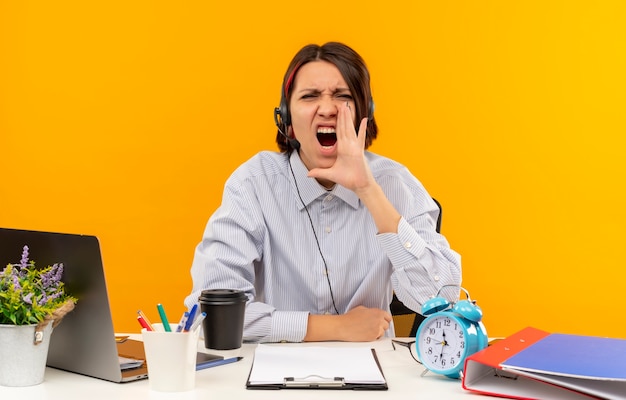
[{"x1": 247, "y1": 345, "x2": 386, "y2": 386}]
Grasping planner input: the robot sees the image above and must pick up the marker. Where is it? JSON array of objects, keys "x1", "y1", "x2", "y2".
[
  {"x1": 137, "y1": 315, "x2": 153, "y2": 331},
  {"x1": 176, "y1": 311, "x2": 189, "y2": 333},
  {"x1": 137, "y1": 310, "x2": 154, "y2": 331},
  {"x1": 196, "y1": 356, "x2": 243, "y2": 371},
  {"x1": 184, "y1": 304, "x2": 198, "y2": 332},
  {"x1": 157, "y1": 303, "x2": 171, "y2": 332},
  {"x1": 188, "y1": 311, "x2": 206, "y2": 333}
]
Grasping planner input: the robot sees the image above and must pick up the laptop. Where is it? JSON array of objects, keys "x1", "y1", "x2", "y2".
[{"x1": 0, "y1": 227, "x2": 149, "y2": 383}]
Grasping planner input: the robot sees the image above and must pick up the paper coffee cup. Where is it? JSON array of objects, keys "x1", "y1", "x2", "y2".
[{"x1": 198, "y1": 289, "x2": 247, "y2": 350}]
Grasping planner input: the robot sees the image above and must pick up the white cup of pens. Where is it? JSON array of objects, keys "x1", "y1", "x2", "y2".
[{"x1": 139, "y1": 305, "x2": 204, "y2": 392}]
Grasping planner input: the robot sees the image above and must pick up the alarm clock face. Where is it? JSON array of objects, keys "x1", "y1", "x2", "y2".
[{"x1": 416, "y1": 314, "x2": 468, "y2": 377}]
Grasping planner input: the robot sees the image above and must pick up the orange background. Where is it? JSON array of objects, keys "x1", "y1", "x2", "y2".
[{"x1": 1, "y1": 1, "x2": 625, "y2": 338}]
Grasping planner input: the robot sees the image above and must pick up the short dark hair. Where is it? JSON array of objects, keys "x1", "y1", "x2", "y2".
[{"x1": 275, "y1": 42, "x2": 378, "y2": 152}]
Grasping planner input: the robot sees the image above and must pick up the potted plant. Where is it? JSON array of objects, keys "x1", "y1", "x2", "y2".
[{"x1": 0, "y1": 245, "x2": 77, "y2": 386}]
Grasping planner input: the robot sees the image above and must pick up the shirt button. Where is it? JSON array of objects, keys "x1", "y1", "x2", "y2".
[
  {"x1": 325, "y1": 226, "x2": 331, "y2": 233},
  {"x1": 434, "y1": 275, "x2": 440, "y2": 281},
  {"x1": 404, "y1": 242, "x2": 412, "y2": 249},
  {"x1": 324, "y1": 311, "x2": 331, "y2": 315},
  {"x1": 324, "y1": 195, "x2": 333, "y2": 202}
]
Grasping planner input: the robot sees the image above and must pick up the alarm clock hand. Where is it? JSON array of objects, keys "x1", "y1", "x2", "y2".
[{"x1": 439, "y1": 330, "x2": 448, "y2": 360}]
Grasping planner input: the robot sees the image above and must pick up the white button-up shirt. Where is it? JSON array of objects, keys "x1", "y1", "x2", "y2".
[{"x1": 185, "y1": 150, "x2": 461, "y2": 343}]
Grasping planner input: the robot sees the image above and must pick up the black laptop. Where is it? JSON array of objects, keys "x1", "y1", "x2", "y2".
[{"x1": 0, "y1": 227, "x2": 148, "y2": 383}]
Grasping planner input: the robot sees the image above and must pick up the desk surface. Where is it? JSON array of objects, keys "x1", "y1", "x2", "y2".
[{"x1": 0, "y1": 337, "x2": 473, "y2": 400}]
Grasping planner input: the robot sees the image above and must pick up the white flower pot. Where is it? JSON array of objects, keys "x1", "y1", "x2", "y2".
[{"x1": 0, "y1": 322, "x2": 53, "y2": 386}]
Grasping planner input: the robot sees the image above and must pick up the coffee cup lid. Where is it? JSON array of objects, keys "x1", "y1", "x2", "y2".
[{"x1": 199, "y1": 289, "x2": 247, "y2": 302}]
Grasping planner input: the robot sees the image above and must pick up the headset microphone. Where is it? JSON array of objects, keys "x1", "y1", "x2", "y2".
[{"x1": 274, "y1": 107, "x2": 300, "y2": 151}]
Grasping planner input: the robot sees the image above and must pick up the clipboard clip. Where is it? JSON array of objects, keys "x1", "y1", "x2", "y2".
[{"x1": 284, "y1": 375, "x2": 345, "y2": 388}]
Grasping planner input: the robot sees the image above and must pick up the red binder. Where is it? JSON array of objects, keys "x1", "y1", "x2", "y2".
[{"x1": 461, "y1": 327, "x2": 626, "y2": 400}]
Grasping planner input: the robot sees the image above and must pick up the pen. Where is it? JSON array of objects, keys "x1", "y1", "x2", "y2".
[
  {"x1": 196, "y1": 356, "x2": 243, "y2": 371},
  {"x1": 137, "y1": 310, "x2": 154, "y2": 331},
  {"x1": 184, "y1": 304, "x2": 198, "y2": 332},
  {"x1": 137, "y1": 315, "x2": 153, "y2": 331},
  {"x1": 176, "y1": 311, "x2": 189, "y2": 333},
  {"x1": 156, "y1": 303, "x2": 171, "y2": 332},
  {"x1": 188, "y1": 311, "x2": 206, "y2": 333}
]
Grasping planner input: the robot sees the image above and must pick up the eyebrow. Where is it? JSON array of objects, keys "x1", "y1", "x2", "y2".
[{"x1": 296, "y1": 87, "x2": 352, "y2": 95}]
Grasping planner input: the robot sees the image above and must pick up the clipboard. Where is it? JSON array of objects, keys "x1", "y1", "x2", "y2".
[{"x1": 245, "y1": 345, "x2": 388, "y2": 390}]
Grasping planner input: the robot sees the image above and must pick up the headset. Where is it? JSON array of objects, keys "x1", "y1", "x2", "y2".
[{"x1": 274, "y1": 99, "x2": 301, "y2": 150}]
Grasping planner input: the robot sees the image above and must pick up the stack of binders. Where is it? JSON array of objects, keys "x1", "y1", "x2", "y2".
[{"x1": 462, "y1": 326, "x2": 626, "y2": 400}]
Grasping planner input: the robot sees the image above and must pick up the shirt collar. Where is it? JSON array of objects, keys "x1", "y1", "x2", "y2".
[{"x1": 289, "y1": 151, "x2": 360, "y2": 210}]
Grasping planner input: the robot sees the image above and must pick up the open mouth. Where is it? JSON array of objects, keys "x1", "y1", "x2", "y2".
[{"x1": 317, "y1": 127, "x2": 337, "y2": 147}]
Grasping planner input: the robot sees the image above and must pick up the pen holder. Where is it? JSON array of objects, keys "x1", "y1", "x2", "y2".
[{"x1": 142, "y1": 323, "x2": 200, "y2": 392}]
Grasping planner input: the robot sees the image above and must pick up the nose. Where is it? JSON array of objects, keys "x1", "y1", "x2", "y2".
[{"x1": 317, "y1": 95, "x2": 339, "y2": 118}]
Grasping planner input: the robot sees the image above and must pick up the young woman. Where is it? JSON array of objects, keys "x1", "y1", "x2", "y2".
[{"x1": 185, "y1": 42, "x2": 461, "y2": 343}]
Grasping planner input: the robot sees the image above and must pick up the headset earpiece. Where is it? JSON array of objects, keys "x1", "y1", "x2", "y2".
[
  {"x1": 273, "y1": 106, "x2": 284, "y2": 131},
  {"x1": 274, "y1": 102, "x2": 300, "y2": 151},
  {"x1": 277, "y1": 93, "x2": 290, "y2": 127}
]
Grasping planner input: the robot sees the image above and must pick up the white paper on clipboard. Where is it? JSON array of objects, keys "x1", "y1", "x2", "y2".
[{"x1": 247, "y1": 345, "x2": 386, "y2": 387}]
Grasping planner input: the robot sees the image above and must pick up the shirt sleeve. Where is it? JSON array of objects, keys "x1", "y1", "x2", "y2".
[
  {"x1": 240, "y1": 302, "x2": 309, "y2": 343},
  {"x1": 184, "y1": 158, "x2": 311, "y2": 343},
  {"x1": 377, "y1": 214, "x2": 462, "y2": 312}
]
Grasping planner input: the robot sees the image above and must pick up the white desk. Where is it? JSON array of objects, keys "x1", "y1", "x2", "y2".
[{"x1": 0, "y1": 338, "x2": 473, "y2": 400}]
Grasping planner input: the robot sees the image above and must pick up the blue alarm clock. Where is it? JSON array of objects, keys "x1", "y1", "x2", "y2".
[{"x1": 415, "y1": 285, "x2": 488, "y2": 379}]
